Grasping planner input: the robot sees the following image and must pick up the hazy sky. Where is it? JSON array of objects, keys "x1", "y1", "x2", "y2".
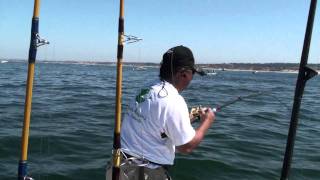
[{"x1": 0, "y1": 0, "x2": 319, "y2": 63}]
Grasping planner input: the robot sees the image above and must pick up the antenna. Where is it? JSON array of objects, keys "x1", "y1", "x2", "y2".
[{"x1": 123, "y1": 35, "x2": 142, "y2": 44}]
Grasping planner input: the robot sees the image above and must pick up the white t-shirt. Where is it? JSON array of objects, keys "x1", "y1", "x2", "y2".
[{"x1": 121, "y1": 80, "x2": 196, "y2": 165}]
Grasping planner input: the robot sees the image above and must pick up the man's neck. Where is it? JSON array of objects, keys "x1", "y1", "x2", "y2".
[{"x1": 166, "y1": 79, "x2": 183, "y2": 93}]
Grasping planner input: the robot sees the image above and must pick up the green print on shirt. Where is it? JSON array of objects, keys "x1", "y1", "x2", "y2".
[{"x1": 135, "y1": 88, "x2": 150, "y2": 103}]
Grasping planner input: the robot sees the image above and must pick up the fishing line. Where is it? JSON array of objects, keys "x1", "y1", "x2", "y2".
[
  {"x1": 190, "y1": 91, "x2": 291, "y2": 121},
  {"x1": 262, "y1": 92, "x2": 291, "y2": 111},
  {"x1": 190, "y1": 92, "x2": 262, "y2": 119}
]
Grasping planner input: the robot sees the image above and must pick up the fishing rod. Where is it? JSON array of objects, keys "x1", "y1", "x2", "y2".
[
  {"x1": 112, "y1": 0, "x2": 125, "y2": 179},
  {"x1": 280, "y1": 0, "x2": 318, "y2": 179},
  {"x1": 18, "y1": 0, "x2": 49, "y2": 180},
  {"x1": 190, "y1": 92, "x2": 263, "y2": 119},
  {"x1": 111, "y1": 1, "x2": 143, "y2": 179}
]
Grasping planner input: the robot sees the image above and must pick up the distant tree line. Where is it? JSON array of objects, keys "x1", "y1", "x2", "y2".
[
  {"x1": 198, "y1": 63, "x2": 320, "y2": 71},
  {"x1": 5, "y1": 59, "x2": 319, "y2": 71},
  {"x1": 125, "y1": 62, "x2": 319, "y2": 71}
]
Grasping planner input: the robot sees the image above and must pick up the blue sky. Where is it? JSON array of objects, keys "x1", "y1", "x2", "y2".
[{"x1": 0, "y1": 0, "x2": 319, "y2": 63}]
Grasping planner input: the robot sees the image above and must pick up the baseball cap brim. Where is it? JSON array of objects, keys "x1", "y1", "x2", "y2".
[{"x1": 192, "y1": 67, "x2": 206, "y2": 76}]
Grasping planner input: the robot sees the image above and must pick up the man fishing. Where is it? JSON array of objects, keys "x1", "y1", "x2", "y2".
[{"x1": 107, "y1": 45, "x2": 215, "y2": 179}]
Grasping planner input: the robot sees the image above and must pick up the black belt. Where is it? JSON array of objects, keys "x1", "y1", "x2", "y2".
[{"x1": 123, "y1": 152, "x2": 171, "y2": 170}]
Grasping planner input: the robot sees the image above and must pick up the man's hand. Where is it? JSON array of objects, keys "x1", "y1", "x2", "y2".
[
  {"x1": 178, "y1": 107, "x2": 216, "y2": 154},
  {"x1": 199, "y1": 107, "x2": 215, "y2": 123}
]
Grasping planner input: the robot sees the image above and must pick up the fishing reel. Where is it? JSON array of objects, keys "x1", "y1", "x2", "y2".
[
  {"x1": 190, "y1": 106, "x2": 217, "y2": 121},
  {"x1": 190, "y1": 106, "x2": 202, "y2": 120}
]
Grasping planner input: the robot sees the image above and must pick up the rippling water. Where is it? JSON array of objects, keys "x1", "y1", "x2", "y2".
[{"x1": 0, "y1": 61, "x2": 319, "y2": 180}]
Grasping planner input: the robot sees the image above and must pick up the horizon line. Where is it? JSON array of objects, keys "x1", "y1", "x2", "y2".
[{"x1": 1, "y1": 58, "x2": 320, "y2": 65}]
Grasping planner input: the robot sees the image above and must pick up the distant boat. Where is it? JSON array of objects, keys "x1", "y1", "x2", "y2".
[
  {"x1": 252, "y1": 71, "x2": 258, "y2": 74},
  {"x1": 1, "y1": 60, "x2": 8, "y2": 63},
  {"x1": 133, "y1": 66, "x2": 147, "y2": 71},
  {"x1": 204, "y1": 69, "x2": 217, "y2": 76}
]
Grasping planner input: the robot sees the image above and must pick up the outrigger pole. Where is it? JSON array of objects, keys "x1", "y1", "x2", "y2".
[
  {"x1": 112, "y1": 0, "x2": 125, "y2": 179},
  {"x1": 18, "y1": 0, "x2": 48, "y2": 179},
  {"x1": 280, "y1": 0, "x2": 318, "y2": 179}
]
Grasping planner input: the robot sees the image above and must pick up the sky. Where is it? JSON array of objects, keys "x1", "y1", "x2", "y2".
[{"x1": 0, "y1": 0, "x2": 319, "y2": 64}]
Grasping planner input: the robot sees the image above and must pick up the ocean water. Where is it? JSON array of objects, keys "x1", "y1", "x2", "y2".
[{"x1": 0, "y1": 61, "x2": 319, "y2": 180}]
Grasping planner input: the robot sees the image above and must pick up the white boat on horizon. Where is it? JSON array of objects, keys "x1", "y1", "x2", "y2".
[
  {"x1": 133, "y1": 66, "x2": 147, "y2": 71},
  {"x1": 204, "y1": 69, "x2": 217, "y2": 76},
  {"x1": 1, "y1": 60, "x2": 8, "y2": 63}
]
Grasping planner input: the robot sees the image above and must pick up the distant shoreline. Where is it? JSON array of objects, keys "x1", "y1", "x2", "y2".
[
  {"x1": 212, "y1": 68, "x2": 301, "y2": 74},
  {"x1": 2, "y1": 59, "x2": 319, "y2": 73}
]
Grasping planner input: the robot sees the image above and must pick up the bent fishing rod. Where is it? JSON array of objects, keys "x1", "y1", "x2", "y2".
[
  {"x1": 190, "y1": 92, "x2": 263, "y2": 119},
  {"x1": 18, "y1": 0, "x2": 49, "y2": 180},
  {"x1": 280, "y1": 0, "x2": 318, "y2": 179}
]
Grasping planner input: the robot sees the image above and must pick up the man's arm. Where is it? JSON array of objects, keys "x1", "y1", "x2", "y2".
[{"x1": 176, "y1": 108, "x2": 215, "y2": 154}]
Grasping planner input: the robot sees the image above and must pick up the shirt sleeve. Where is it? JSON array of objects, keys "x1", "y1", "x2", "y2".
[{"x1": 165, "y1": 96, "x2": 196, "y2": 146}]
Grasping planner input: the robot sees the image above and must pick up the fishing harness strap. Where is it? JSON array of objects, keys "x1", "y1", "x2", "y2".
[{"x1": 120, "y1": 150, "x2": 171, "y2": 170}]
